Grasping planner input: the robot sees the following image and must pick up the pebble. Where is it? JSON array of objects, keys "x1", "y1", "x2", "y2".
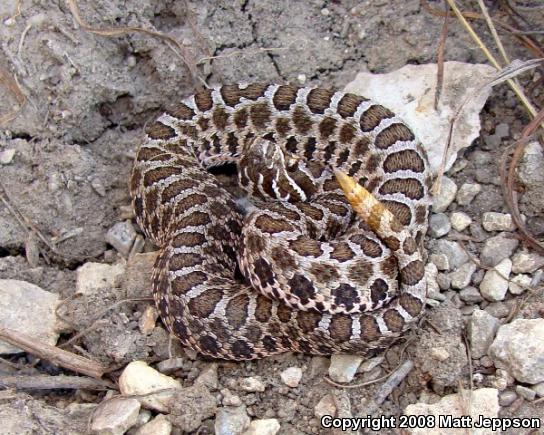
[
  {"x1": 430, "y1": 347, "x2": 450, "y2": 361},
  {"x1": 482, "y1": 212, "x2": 516, "y2": 232},
  {"x1": 243, "y1": 418, "x2": 280, "y2": 435},
  {"x1": 222, "y1": 389, "x2": 243, "y2": 407},
  {"x1": 297, "y1": 74, "x2": 307, "y2": 85},
  {"x1": 314, "y1": 394, "x2": 336, "y2": 419},
  {"x1": 499, "y1": 390, "x2": 518, "y2": 407},
  {"x1": 280, "y1": 367, "x2": 303, "y2": 388},
  {"x1": 480, "y1": 233, "x2": 518, "y2": 267},
  {"x1": 516, "y1": 385, "x2": 536, "y2": 401},
  {"x1": 432, "y1": 176, "x2": 457, "y2": 213},
  {"x1": 509, "y1": 274, "x2": 532, "y2": 295},
  {"x1": 468, "y1": 309, "x2": 499, "y2": 358},
  {"x1": 138, "y1": 305, "x2": 158, "y2": 334},
  {"x1": 456, "y1": 182, "x2": 481, "y2": 206},
  {"x1": 511, "y1": 251, "x2": 544, "y2": 273},
  {"x1": 238, "y1": 376, "x2": 266, "y2": 392},
  {"x1": 489, "y1": 319, "x2": 544, "y2": 384},
  {"x1": 495, "y1": 123, "x2": 510, "y2": 138},
  {"x1": 328, "y1": 354, "x2": 363, "y2": 383},
  {"x1": 430, "y1": 253, "x2": 449, "y2": 271},
  {"x1": 433, "y1": 240, "x2": 469, "y2": 270},
  {"x1": 0, "y1": 149, "x2": 16, "y2": 164},
  {"x1": 215, "y1": 406, "x2": 250, "y2": 435},
  {"x1": 195, "y1": 363, "x2": 219, "y2": 390},
  {"x1": 449, "y1": 211, "x2": 472, "y2": 231},
  {"x1": 359, "y1": 356, "x2": 384, "y2": 372},
  {"x1": 320, "y1": 8, "x2": 330, "y2": 16},
  {"x1": 167, "y1": 384, "x2": 216, "y2": 432},
  {"x1": 459, "y1": 286, "x2": 483, "y2": 303},
  {"x1": 429, "y1": 213, "x2": 451, "y2": 238},
  {"x1": 450, "y1": 262, "x2": 477, "y2": 290},
  {"x1": 532, "y1": 382, "x2": 544, "y2": 397},
  {"x1": 134, "y1": 414, "x2": 172, "y2": 435},
  {"x1": 119, "y1": 361, "x2": 182, "y2": 412},
  {"x1": 156, "y1": 358, "x2": 185, "y2": 375},
  {"x1": 479, "y1": 258, "x2": 512, "y2": 301},
  {"x1": 90, "y1": 398, "x2": 140, "y2": 435},
  {"x1": 0, "y1": 279, "x2": 63, "y2": 354},
  {"x1": 106, "y1": 221, "x2": 137, "y2": 257},
  {"x1": 76, "y1": 262, "x2": 125, "y2": 295},
  {"x1": 405, "y1": 388, "x2": 498, "y2": 424},
  {"x1": 484, "y1": 301, "x2": 511, "y2": 318},
  {"x1": 436, "y1": 273, "x2": 451, "y2": 291}
]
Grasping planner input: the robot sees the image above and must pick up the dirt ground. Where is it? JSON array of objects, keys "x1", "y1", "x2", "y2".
[{"x1": 0, "y1": 1, "x2": 543, "y2": 434}]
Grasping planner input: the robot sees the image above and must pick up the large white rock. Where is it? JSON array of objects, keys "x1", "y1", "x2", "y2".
[
  {"x1": 489, "y1": 319, "x2": 544, "y2": 384},
  {"x1": 0, "y1": 279, "x2": 65, "y2": 353},
  {"x1": 404, "y1": 388, "x2": 499, "y2": 435},
  {"x1": 345, "y1": 62, "x2": 495, "y2": 174}
]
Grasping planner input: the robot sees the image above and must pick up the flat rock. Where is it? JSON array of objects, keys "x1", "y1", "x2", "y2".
[
  {"x1": 482, "y1": 212, "x2": 516, "y2": 232},
  {"x1": 456, "y1": 182, "x2": 481, "y2": 206},
  {"x1": 243, "y1": 419, "x2": 280, "y2": 435},
  {"x1": 76, "y1": 262, "x2": 126, "y2": 295},
  {"x1": 90, "y1": 398, "x2": 140, "y2": 435},
  {"x1": 237, "y1": 376, "x2": 266, "y2": 392},
  {"x1": 119, "y1": 361, "x2": 182, "y2": 412},
  {"x1": 404, "y1": 388, "x2": 499, "y2": 435},
  {"x1": 468, "y1": 309, "x2": 499, "y2": 358},
  {"x1": 328, "y1": 354, "x2": 364, "y2": 383},
  {"x1": 479, "y1": 258, "x2": 511, "y2": 302},
  {"x1": 479, "y1": 234, "x2": 518, "y2": 268},
  {"x1": 0, "y1": 279, "x2": 64, "y2": 353},
  {"x1": 509, "y1": 274, "x2": 531, "y2": 295},
  {"x1": 432, "y1": 177, "x2": 457, "y2": 213},
  {"x1": 215, "y1": 406, "x2": 250, "y2": 435},
  {"x1": 449, "y1": 211, "x2": 472, "y2": 232},
  {"x1": 134, "y1": 414, "x2": 172, "y2": 435},
  {"x1": 450, "y1": 262, "x2": 477, "y2": 290},
  {"x1": 280, "y1": 367, "x2": 303, "y2": 388},
  {"x1": 432, "y1": 240, "x2": 468, "y2": 271},
  {"x1": 429, "y1": 213, "x2": 451, "y2": 237},
  {"x1": 314, "y1": 394, "x2": 336, "y2": 419},
  {"x1": 489, "y1": 319, "x2": 544, "y2": 384},
  {"x1": 345, "y1": 62, "x2": 495, "y2": 174},
  {"x1": 511, "y1": 251, "x2": 544, "y2": 273},
  {"x1": 168, "y1": 384, "x2": 216, "y2": 432},
  {"x1": 105, "y1": 221, "x2": 137, "y2": 257}
]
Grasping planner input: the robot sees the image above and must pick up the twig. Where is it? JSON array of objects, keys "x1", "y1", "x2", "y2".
[
  {"x1": 477, "y1": 0, "x2": 511, "y2": 64},
  {"x1": 435, "y1": 0, "x2": 450, "y2": 110},
  {"x1": 0, "y1": 327, "x2": 107, "y2": 379},
  {"x1": 374, "y1": 360, "x2": 414, "y2": 406},
  {"x1": 0, "y1": 374, "x2": 114, "y2": 391}
]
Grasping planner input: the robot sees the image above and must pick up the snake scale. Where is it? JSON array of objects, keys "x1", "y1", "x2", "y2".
[{"x1": 130, "y1": 83, "x2": 431, "y2": 360}]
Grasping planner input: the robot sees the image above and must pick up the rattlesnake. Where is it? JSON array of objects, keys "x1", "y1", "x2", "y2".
[{"x1": 130, "y1": 83, "x2": 430, "y2": 360}]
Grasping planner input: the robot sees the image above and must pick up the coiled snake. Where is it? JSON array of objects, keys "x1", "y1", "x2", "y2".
[{"x1": 130, "y1": 83, "x2": 430, "y2": 360}]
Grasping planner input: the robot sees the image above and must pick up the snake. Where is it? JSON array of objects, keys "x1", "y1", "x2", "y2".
[{"x1": 130, "y1": 83, "x2": 430, "y2": 360}]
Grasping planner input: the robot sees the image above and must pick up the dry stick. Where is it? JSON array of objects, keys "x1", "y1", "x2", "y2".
[
  {"x1": 0, "y1": 374, "x2": 114, "y2": 391},
  {"x1": 477, "y1": 0, "x2": 511, "y2": 65},
  {"x1": 0, "y1": 327, "x2": 107, "y2": 379},
  {"x1": 445, "y1": 0, "x2": 541, "y2": 122},
  {"x1": 66, "y1": 0, "x2": 200, "y2": 90},
  {"x1": 434, "y1": 0, "x2": 450, "y2": 111}
]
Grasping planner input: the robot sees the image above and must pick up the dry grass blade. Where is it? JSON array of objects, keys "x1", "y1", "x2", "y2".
[
  {"x1": 477, "y1": 0, "x2": 511, "y2": 64},
  {"x1": 0, "y1": 66, "x2": 26, "y2": 126},
  {"x1": 435, "y1": 0, "x2": 450, "y2": 110},
  {"x1": 432, "y1": 58, "x2": 543, "y2": 194},
  {"x1": 66, "y1": 0, "x2": 199, "y2": 89}
]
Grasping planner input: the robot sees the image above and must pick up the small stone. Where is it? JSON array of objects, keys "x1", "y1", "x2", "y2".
[
  {"x1": 429, "y1": 213, "x2": 451, "y2": 238},
  {"x1": 138, "y1": 305, "x2": 158, "y2": 334},
  {"x1": 436, "y1": 273, "x2": 451, "y2": 291},
  {"x1": 489, "y1": 319, "x2": 544, "y2": 384},
  {"x1": 243, "y1": 418, "x2": 280, "y2": 435},
  {"x1": 0, "y1": 149, "x2": 16, "y2": 164},
  {"x1": 495, "y1": 123, "x2": 510, "y2": 138},
  {"x1": 321, "y1": 8, "x2": 330, "y2": 16},
  {"x1": 499, "y1": 390, "x2": 517, "y2": 407},
  {"x1": 167, "y1": 384, "x2": 216, "y2": 432},
  {"x1": 511, "y1": 251, "x2": 544, "y2": 273},
  {"x1": 432, "y1": 176, "x2": 457, "y2": 213},
  {"x1": 480, "y1": 233, "x2": 518, "y2": 267},
  {"x1": 480, "y1": 356, "x2": 494, "y2": 367},
  {"x1": 195, "y1": 363, "x2": 219, "y2": 390},
  {"x1": 432, "y1": 240, "x2": 469, "y2": 270},
  {"x1": 509, "y1": 274, "x2": 532, "y2": 295},
  {"x1": 450, "y1": 262, "x2": 477, "y2": 290},
  {"x1": 215, "y1": 406, "x2": 250, "y2": 435},
  {"x1": 76, "y1": 262, "x2": 125, "y2": 295},
  {"x1": 459, "y1": 286, "x2": 483, "y2": 303},
  {"x1": 134, "y1": 414, "x2": 172, "y2": 435},
  {"x1": 238, "y1": 376, "x2": 266, "y2": 392},
  {"x1": 297, "y1": 74, "x2": 307, "y2": 85},
  {"x1": 425, "y1": 263, "x2": 440, "y2": 295},
  {"x1": 484, "y1": 301, "x2": 511, "y2": 319},
  {"x1": 483, "y1": 134, "x2": 501, "y2": 150},
  {"x1": 516, "y1": 385, "x2": 536, "y2": 401},
  {"x1": 456, "y1": 183, "x2": 481, "y2": 206},
  {"x1": 482, "y1": 212, "x2": 516, "y2": 231},
  {"x1": 106, "y1": 221, "x2": 137, "y2": 257},
  {"x1": 314, "y1": 394, "x2": 336, "y2": 419},
  {"x1": 119, "y1": 361, "x2": 182, "y2": 412},
  {"x1": 222, "y1": 389, "x2": 243, "y2": 407},
  {"x1": 430, "y1": 347, "x2": 450, "y2": 361},
  {"x1": 328, "y1": 354, "x2": 363, "y2": 383},
  {"x1": 468, "y1": 309, "x2": 499, "y2": 358},
  {"x1": 280, "y1": 367, "x2": 302, "y2": 388},
  {"x1": 531, "y1": 382, "x2": 544, "y2": 397},
  {"x1": 430, "y1": 253, "x2": 450, "y2": 271},
  {"x1": 359, "y1": 356, "x2": 385, "y2": 372},
  {"x1": 134, "y1": 410, "x2": 152, "y2": 428},
  {"x1": 0, "y1": 280, "x2": 63, "y2": 353},
  {"x1": 156, "y1": 358, "x2": 185, "y2": 375},
  {"x1": 480, "y1": 258, "x2": 512, "y2": 301},
  {"x1": 91, "y1": 398, "x2": 140, "y2": 435},
  {"x1": 450, "y1": 211, "x2": 472, "y2": 231}
]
